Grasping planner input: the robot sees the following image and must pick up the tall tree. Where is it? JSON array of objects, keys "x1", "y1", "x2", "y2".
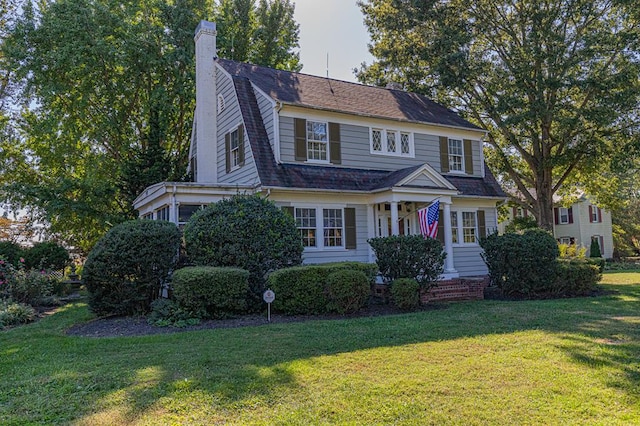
[
  {"x1": 1, "y1": 0, "x2": 300, "y2": 251},
  {"x1": 357, "y1": 0, "x2": 640, "y2": 230}
]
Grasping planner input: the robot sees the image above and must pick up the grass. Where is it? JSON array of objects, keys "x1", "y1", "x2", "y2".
[{"x1": 1, "y1": 273, "x2": 640, "y2": 425}]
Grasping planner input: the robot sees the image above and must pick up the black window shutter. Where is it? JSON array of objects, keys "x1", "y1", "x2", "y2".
[
  {"x1": 345, "y1": 208, "x2": 357, "y2": 249},
  {"x1": 568, "y1": 207, "x2": 574, "y2": 224},
  {"x1": 329, "y1": 122, "x2": 341, "y2": 164},
  {"x1": 439, "y1": 136, "x2": 449, "y2": 173},
  {"x1": 225, "y1": 133, "x2": 230, "y2": 173},
  {"x1": 464, "y1": 139, "x2": 474, "y2": 175},
  {"x1": 554, "y1": 208, "x2": 559, "y2": 225},
  {"x1": 294, "y1": 118, "x2": 307, "y2": 161},
  {"x1": 237, "y1": 124, "x2": 245, "y2": 167}
]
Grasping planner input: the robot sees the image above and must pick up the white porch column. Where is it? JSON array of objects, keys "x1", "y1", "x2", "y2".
[
  {"x1": 443, "y1": 201, "x2": 456, "y2": 273},
  {"x1": 390, "y1": 201, "x2": 400, "y2": 235}
]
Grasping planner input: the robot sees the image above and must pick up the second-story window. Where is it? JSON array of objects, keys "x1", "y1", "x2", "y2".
[
  {"x1": 559, "y1": 207, "x2": 569, "y2": 224},
  {"x1": 448, "y1": 139, "x2": 464, "y2": 172},
  {"x1": 230, "y1": 128, "x2": 240, "y2": 168},
  {"x1": 306, "y1": 121, "x2": 328, "y2": 161},
  {"x1": 370, "y1": 128, "x2": 413, "y2": 157}
]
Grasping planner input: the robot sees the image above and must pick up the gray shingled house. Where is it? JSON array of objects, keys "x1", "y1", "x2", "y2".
[{"x1": 133, "y1": 21, "x2": 506, "y2": 281}]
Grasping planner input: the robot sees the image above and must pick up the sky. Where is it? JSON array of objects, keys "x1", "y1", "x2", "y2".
[{"x1": 293, "y1": 0, "x2": 374, "y2": 82}]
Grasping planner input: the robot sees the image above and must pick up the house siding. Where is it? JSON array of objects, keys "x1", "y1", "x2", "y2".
[
  {"x1": 216, "y1": 70, "x2": 260, "y2": 185},
  {"x1": 453, "y1": 245, "x2": 488, "y2": 276},
  {"x1": 278, "y1": 116, "x2": 480, "y2": 175}
]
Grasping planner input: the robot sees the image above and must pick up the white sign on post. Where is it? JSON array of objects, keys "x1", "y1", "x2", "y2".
[{"x1": 263, "y1": 289, "x2": 275, "y2": 322}]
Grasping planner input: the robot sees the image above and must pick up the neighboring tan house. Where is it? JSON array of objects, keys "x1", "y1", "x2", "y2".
[
  {"x1": 499, "y1": 197, "x2": 614, "y2": 258},
  {"x1": 133, "y1": 21, "x2": 507, "y2": 279}
]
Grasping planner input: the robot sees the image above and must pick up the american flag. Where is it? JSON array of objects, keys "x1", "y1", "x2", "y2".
[{"x1": 418, "y1": 200, "x2": 440, "y2": 239}]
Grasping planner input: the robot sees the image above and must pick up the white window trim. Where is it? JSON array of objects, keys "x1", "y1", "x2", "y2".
[
  {"x1": 369, "y1": 128, "x2": 415, "y2": 158},
  {"x1": 448, "y1": 138, "x2": 466, "y2": 174},
  {"x1": 229, "y1": 127, "x2": 241, "y2": 171},
  {"x1": 305, "y1": 120, "x2": 330, "y2": 164},
  {"x1": 558, "y1": 207, "x2": 569, "y2": 225},
  {"x1": 293, "y1": 204, "x2": 347, "y2": 251},
  {"x1": 590, "y1": 206, "x2": 601, "y2": 223},
  {"x1": 451, "y1": 209, "x2": 480, "y2": 246},
  {"x1": 559, "y1": 237, "x2": 572, "y2": 245}
]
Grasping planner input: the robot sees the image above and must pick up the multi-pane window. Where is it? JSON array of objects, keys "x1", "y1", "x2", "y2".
[
  {"x1": 590, "y1": 206, "x2": 601, "y2": 223},
  {"x1": 295, "y1": 208, "x2": 317, "y2": 247},
  {"x1": 178, "y1": 205, "x2": 203, "y2": 224},
  {"x1": 559, "y1": 207, "x2": 569, "y2": 224},
  {"x1": 370, "y1": 128, "x2": 412, "y2": 156},
  {"x1": 450, "y1": 211, "x2": 459, "y2": 243},
  {"x1": 306, "y1": 121, "x2": 328, "y2": 161},
  {"x1": 229, "y1": 128, "x2": 240, "y2": 168},
  {"x1": 400, "y1": 132, "x2": 410, "y2": 154},
  {"x1": 462, "y1": 212, "x2": 477, "y2": 243},
  {"x1": 156, "y1": 206, "x2": 170, "y2": 221},
  {"x1": 448, "y1": 139, "x2": 464, "y2": 171},
  {"x1": 323, "y1": 209, "x2": 343, "y2": 247}
]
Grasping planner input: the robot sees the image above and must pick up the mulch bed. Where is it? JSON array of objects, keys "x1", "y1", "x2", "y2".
[{"x1": 65, "y1": 302, "x2": 445, "y2": 338}]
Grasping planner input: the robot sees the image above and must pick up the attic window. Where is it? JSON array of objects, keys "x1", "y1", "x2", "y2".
[
  {"x1": 370, "y1": 128, "x2": 413, "y2": 157},
  {"x1": 217, "y1": 94, "x2": 225, "y2": 114}
]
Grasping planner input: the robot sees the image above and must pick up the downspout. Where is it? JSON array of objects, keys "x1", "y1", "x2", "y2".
[
  {"x1": 171, "y1": 184, "x2": 178, "y2": 225},
  {"x1": 274, "y1": 101, "x2": 283, "y2": 163}
]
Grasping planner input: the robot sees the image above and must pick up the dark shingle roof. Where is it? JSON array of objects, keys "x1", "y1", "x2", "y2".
[
  {"x1": 217, "y1": 58, "x2": 481, "y2": 130},
  {"x1": 231, "y1": 67, "x2": 505, "y2": 199}
]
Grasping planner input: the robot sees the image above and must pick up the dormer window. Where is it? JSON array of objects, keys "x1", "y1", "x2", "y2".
[
  {"x1": 225, "y1": 124, "x2": 245, "y2": 172},
  {"x1": 448, "y1": 139, "x2": 464, "y2": 172},
  {"x1": 370, "y1": 128, "x2": 413, "y2": 157},
  {"x1": 306, "y1": 121, "x2": 328, "y2": 161}
]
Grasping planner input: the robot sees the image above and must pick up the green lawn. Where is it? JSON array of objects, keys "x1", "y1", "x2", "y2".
[{"x1": 1, "y1": 273, "x2": 640, "y2": 425}]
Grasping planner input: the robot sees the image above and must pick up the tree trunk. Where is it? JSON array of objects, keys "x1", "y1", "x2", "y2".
[{"x1": 535, "y1": 163, "x2": 555, "y2": 232}]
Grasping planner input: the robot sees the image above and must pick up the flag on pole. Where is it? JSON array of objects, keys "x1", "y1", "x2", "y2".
[{"x1": 418, "y1": 200, "x2": 440, "y2": 239}]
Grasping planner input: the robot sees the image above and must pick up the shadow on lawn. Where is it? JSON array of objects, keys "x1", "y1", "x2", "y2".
[{"x1": 4, "y1": 279, "x2": 640, "y2": 424}]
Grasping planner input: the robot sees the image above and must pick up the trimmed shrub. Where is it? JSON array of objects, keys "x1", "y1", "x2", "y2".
[
  {"x1": 590, "y1": 239, "x2": 602, "y2": 258},
  {"x1": 368, "y1": 235, "x2": 445, "y2": 288},
  {"x1": 267, "y1": 265, "x2": 328, "y2": 315},
  {"x1": 390, "y1": 278, "x2": 421, "y2": 311},
  {"x1": 183, "y1": 195, "x2": 303, "y2": 306},
  {"x1": 7, "y1": 269, "x2": 56, "y2": 305},
  {"x1": 83, "y1": 220, "x2": 181, "y2": 316},
  {"x1": 480, "y1": 229, "x2": 559, "y2": 296},
  {"x1": 0, "y1": 300, "x2": 36, "y2": 328},
  {"x1": 23, "y1": 241, "x2": 69, "y2": 270},
  {"x1": 585, "y1": 257, "x2": 605, "y2": 273},
  {"x1": 326, "y1": 269, "x2": 370, "y2": 314},
  {"x1": 0, "y1": 242, "x2": 24, "y2": 266},
  {"x1": 172, "y1": 266, "x2": 250, "y2": 318},
  {"x1": 554, "y1": 260, "x2": 602, "y2": 296},
  {"x1": 320, "y1": 261, "x2": 379, "y2": 285},
  {"x1": 147, "y1": 298, "x2": 200, "y2": 327}
]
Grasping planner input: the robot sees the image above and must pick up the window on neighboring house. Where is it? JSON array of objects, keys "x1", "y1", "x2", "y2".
[
  {"x1": 462, "y1": 211, "x2": 477, "y2": 243},
  {"x1": 448, "y1": 138, "x2": 464, "y2": 172},
  {"x1": 323, "y1": 209, "x2": 343, "y2": 247},
  {"x1": 515, "y1": 207, "x2": 526, "y2": 218},
  {"x1": 591, "y1": 235, "x2": 604, "y2": 254},
  {"x1": 370, "y1": 128, "x2": 413, "y2": 156},
  {"x1": 295, "y1": 208, "x2": 317, "y2": 248},
  {"x1": 558, "y1": 207, "x2": 569, "y2": 224},
  {"x1": 306, "y1": 121, "x2": 328, "y2": 161},
  {"x1": 590, "y1": 205, "x2": 601, "y2": 223}
]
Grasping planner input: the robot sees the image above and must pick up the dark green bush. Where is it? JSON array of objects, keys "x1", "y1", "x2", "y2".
[
  {"x1": 147, "y1": 298, "x2": 200, "y2": 327},
  {"x1": 480, "y1": 229, "x2": 559, "y2": 296},
  {"x1": 589, "y1": 239, "x2": 602, "y2": 258},
  {"x1": 368, "y1": 235, "x2": 445, "y2": 288},
  {"x1": 504, "y1": 216, "x2": 539, "y2": 233},
  {"x1": 0, "y1": 300, "x2": 36, "y2": 328},
  {"x1": 7, "y1": 269, "x2": 56, "y2": 305},
  {"x1": 267, "y1": 262, "x2": 377, "y2": 315},
  {"x1": 172, "y1": 266, "x2": 250, "y2": 318},
  {"x1": 554, "y1": 260, "x2": 602, "y2": 296},
  {"x1": 267, "y1": 265, "x2": 328, "y2": 315},
  {"x1": 23, "y1": 241, "x2": 69, "y2": 270},
  {"x1": 326, "y1": 269, "x2": 370, "y2": 314},
  {"x1": 390, "y1": 278, "x2": 421, "y2": 311},
  {"x1": 0, "y1": 241, "x2": 24, "y2": 265},
  {"x1": 183, "y1": 195, "x2": 303, "y2": 307},
  {"x1": 83, "y1": 220, "x2": 181, "y2": 316}
]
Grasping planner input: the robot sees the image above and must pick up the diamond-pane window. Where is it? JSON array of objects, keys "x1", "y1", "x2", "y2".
[
  {"x1": 401, "y1": 133, "x2": 410, "y2": 154},
  {"x1": 372, "y1": 129, "x2": 382, "y2": 151},
  {"x1": 387, "y1": 131, "x2": 396, "y2": 152}
]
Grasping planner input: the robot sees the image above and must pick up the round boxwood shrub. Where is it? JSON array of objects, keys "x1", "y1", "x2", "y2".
[
  {"x1": 480, "y1": 228, "x2": 559, "y2": 296},
  {"x1": 83, "y1": 220, "x2": 181, "y2": 316},
  {"x1": 23, "y1": 241, "x2": 69, "y2": 270},
  {"x1": 183, "y1": 195, "x2": 303, "y2": 306},
  {"x1": 390, "y1": 278, "x2": 421, "y2": 311},
  {"x1": 326, "y1": 269, "x2": 370, "y2": 314},
  {"x1": 172, "y1": 266, "x2": 250, "y2": 318}
]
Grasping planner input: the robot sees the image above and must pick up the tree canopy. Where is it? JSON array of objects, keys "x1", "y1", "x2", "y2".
[
  {"x1": 0, "y1": 0, "x2": 300, "y2": 251},
  {"x1": 358, "y1": 0, "x2": 640, "y2": 230}
]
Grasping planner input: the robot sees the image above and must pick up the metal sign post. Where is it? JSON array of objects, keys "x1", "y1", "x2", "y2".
[{"x1": 263, "y1": 289, "x2": 275, "y2": 322}]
